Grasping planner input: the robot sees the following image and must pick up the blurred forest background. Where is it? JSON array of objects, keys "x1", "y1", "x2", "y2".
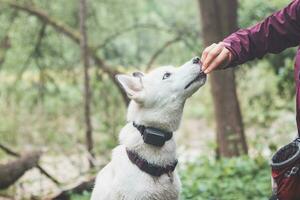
[{"x1": 0, "y1": 0, "x2": 298, "y2": 199}]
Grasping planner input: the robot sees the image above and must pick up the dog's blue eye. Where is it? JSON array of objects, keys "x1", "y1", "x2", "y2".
[{"x1": 162, "y1": 72, "x2": 171, "y2": 80}]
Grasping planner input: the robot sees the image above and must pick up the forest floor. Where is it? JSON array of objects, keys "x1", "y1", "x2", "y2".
[
  {"x1": 1, "y1": 111, "x2": 297, "y2": 199},
  {"x1": 1, "y1": 118, "x2": 214, "y2": 199},
  {"x1": 177, "y1": 118, "x2": 215, "y2": 161}
]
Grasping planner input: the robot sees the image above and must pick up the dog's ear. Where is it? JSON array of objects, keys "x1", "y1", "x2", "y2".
[
  {"x1": 115, "y1": 74, "x2": 144, "y2": 102},
  {"x1": 132, "y1": 71, "x2": 144, "y2": 78}
]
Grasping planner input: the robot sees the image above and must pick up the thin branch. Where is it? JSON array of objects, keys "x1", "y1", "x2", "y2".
[
  {"x1": 2, "y1": 0, "x2": 81, "y2": 43},
  {"x1": 146, "y1": 36, "x2": 181, "y2": 71},
  {"x1": 96, "y1": 23, "x2": 170, "y2": 50},
  {"x1": 36, "y1": 165, "x2": 60, "y2": 185},
  {"x1": 79, "y1": 0, "x2": 94, "y2": 168},
  {"x1": 0, "y1": 0, "x2": 129, "y2": 104},
  {"x1": 51, "y1": 177, "x2": 96, "y2": 200},
  {"x1": 45, "y1": 72, "x2": 61, "y2": 93},
  {"x1": 0, "y1": 143, "x2": 19, "y2": 157},
  {"x1": 14, "y1": 22, "x2": 46, "y2": 84},
  {"x1": 0, "y1": 10, "x2": 17, "y2": 69}
]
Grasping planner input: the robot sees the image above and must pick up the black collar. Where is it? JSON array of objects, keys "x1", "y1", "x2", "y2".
[
  {"x1": 126, "y1": 149, "x2": 177, "y2": 177},
  {"x1": 133, "y1": 122, "x2": 173, "y2": 147}
]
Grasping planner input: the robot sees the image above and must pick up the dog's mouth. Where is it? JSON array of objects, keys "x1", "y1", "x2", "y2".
[{"x1": 184, "y1": 72, "x2": 206, "y2": 89}]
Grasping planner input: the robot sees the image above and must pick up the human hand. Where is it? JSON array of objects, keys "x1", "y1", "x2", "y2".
[{"x1": 201, "y1": 42, "x2": 232, "y2": 74}]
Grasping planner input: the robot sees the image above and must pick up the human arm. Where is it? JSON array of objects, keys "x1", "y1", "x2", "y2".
[{"x1": 201, "y1": 0, "x2": 300, "y2": 73}]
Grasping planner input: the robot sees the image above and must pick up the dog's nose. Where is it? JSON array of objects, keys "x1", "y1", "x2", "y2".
[{"x1": 192, "y1": 57, "x2": 200, "y2": 64}]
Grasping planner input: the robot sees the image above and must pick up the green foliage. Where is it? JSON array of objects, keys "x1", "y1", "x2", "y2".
[
  {"x1": 0, "y1": 0, "x2": 201, "y2": 72},
  {"x1": 71, "y1": 191, "x2": 91, "y2": 200},
  {"x1": 180, "y1": 156, "x2": 271, "y2": 200},
  {"x1": 238, "y1": 0, "x2": 297, "y2": 101},
  {"x1": 0, "y1": 0, "x2": 298, "y2": 198},
  {"x1": 236, "y1": 62, "x2": 294, "y2": 127},
  {"x1": 0, "y1": 70, "x2": 124, "y2": 154},
  {"x1": 238, "y1": 0, "x2": 276, "y2": 28},
  {"x1": 239, "y1": 0, "x2": 291, "y2": 27},
  {"x1": 0, "y1": 0, "x2": 202, "y2": 157},
  {"x1": 70, "y1": 156, "x2": 271, "y2": 200}
]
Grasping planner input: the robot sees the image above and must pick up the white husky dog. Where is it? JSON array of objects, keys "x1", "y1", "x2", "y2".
[{"x1": 91, "y1": 57, "x2": 206, "y2": 200}]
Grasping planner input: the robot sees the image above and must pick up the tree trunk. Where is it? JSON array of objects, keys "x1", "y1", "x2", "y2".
[
  {"x1": 198, "y1": 0, "x2": 248, "y2": 157},
  {"x1": 79, "y1": 0, "x2": 94, "y2": 167},
  {"x1": 0, "y1": 151, "x2": 41, "y2": 189}
]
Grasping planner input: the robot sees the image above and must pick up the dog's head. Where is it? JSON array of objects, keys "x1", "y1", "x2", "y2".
[{"x1": 116, "y1": 57, "x2": 206, "y2": 131}]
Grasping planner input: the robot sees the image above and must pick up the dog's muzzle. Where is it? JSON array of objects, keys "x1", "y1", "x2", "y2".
[
  {"x1": 192, "y1": 57, "x2": 200, "y2": 64},
  {"x1": 184, "y1": 60, "x2": 206, "y2": 90}
]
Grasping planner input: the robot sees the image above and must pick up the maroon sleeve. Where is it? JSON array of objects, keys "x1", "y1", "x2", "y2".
[{"x1": 223, "y1": 0, "x2": 300, "y2": 67}]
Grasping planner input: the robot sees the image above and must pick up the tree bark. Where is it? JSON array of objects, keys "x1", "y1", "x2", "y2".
[
  {"x1": 0, "y1": 151, "x2": 41, "y2": 189},
  {"x1": 198, "y1": 0, "x2": 248, "y2": 157},
  {"x1": 79, "y1": 0, "x2": 94, "y2": 168},
  {"x1": 0, "y1": 143, "x2": 60, "y2": 185}
]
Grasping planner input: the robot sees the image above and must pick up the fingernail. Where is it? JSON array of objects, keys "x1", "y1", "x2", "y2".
[{"x1": 204, "y1": 70, "x2": 208, "y2": 74}]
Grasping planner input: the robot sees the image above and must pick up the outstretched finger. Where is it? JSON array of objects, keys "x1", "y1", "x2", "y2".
[
  {"x1": 204, "y1": 48, "x2": 230, "y2": 74},
  {"x1": 202, "y1": 44, "x2": 223, "y2": 71},
  {"x1": 201, "y1": 43, "x2": 217, "y2": 68}
]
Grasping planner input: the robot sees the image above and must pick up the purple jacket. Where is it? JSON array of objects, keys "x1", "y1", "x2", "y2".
[{"x1": 223, "y1": 0, "x2": 300, "y2": 133}]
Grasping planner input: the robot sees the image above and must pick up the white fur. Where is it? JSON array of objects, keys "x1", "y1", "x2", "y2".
[{"x1": 91, "y1": 58, "x2": 206, "y2": 200}]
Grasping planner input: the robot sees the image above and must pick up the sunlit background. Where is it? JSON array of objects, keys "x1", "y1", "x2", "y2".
[{"x1": 0, "y1": 0, "x2": 298, "y2": 199}]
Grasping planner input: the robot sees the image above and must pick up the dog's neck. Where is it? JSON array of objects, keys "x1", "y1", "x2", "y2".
[
  {"x1": 119, "y1": 101, "x2": 184, "y2": 166},
  {"x1": 127, "y1": 100, "x2": 184, "y2": 132}
]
